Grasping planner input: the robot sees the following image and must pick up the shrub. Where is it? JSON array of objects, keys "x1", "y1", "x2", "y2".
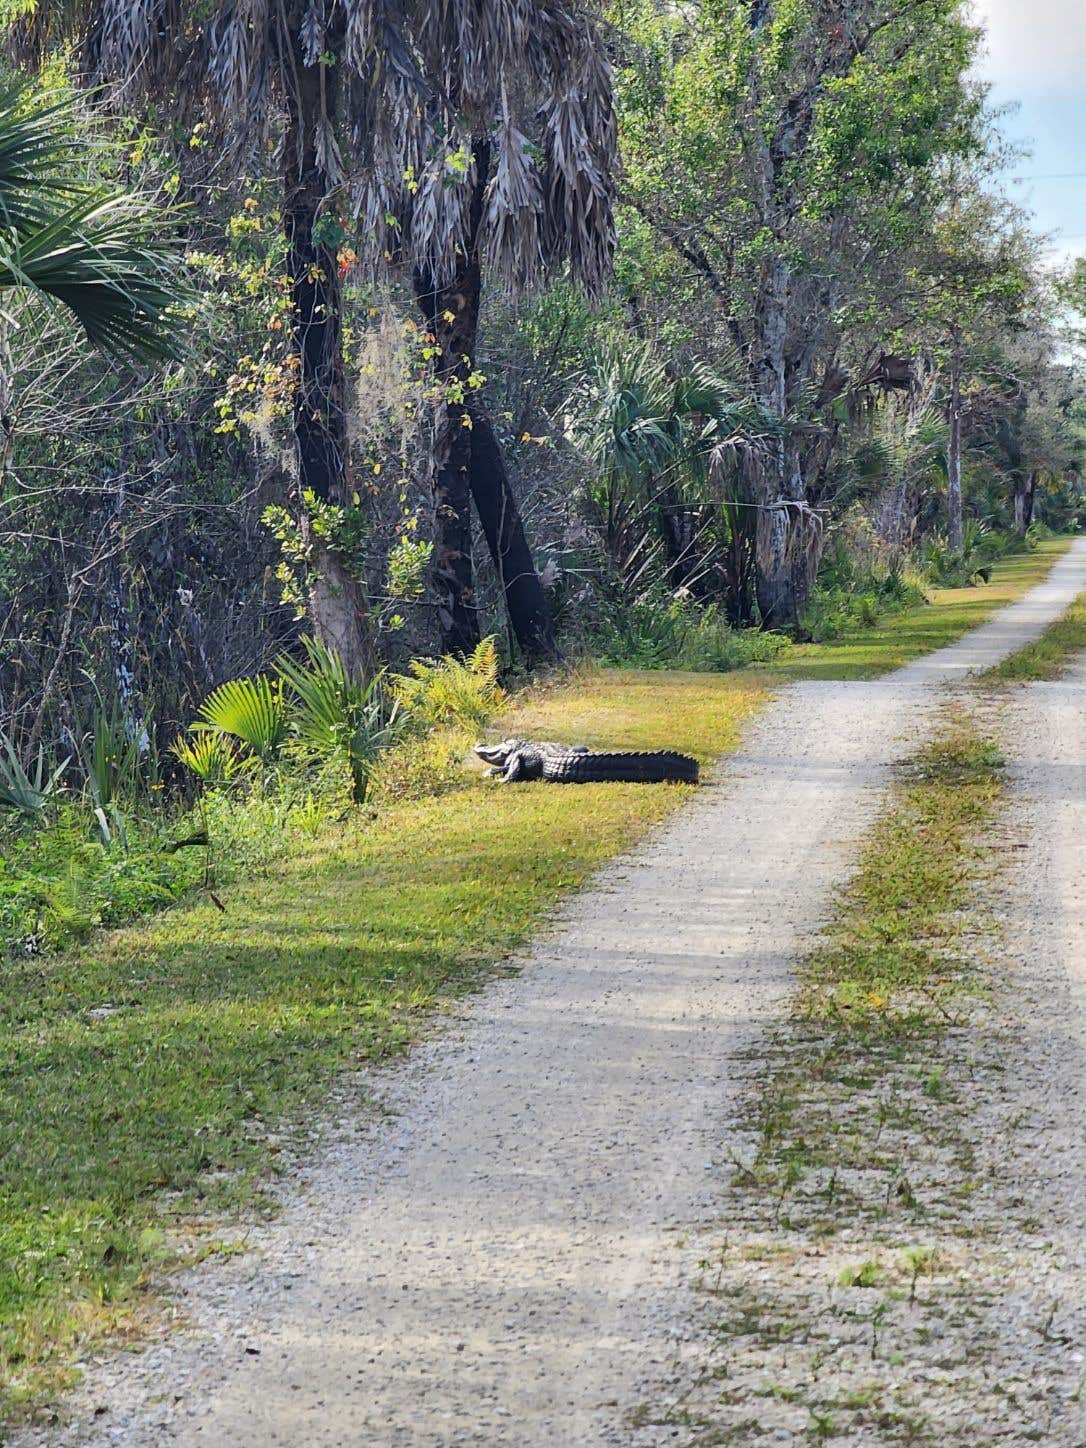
[
  {"x1": 592, "y1": 593, "x2": 790, "y2": 672},
  {"x1": 392, "y1": 636, "x2": 505, "y2": 732}
]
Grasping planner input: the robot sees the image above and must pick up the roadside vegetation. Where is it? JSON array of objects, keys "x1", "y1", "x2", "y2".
[{"x1": 777, "y1": 535, "x2": 1071, "y2": 681}]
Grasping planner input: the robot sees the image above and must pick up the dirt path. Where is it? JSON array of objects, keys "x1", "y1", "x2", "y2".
[{"x1": 20, "y1": 540, "x2": 1086, "y2": 1448}]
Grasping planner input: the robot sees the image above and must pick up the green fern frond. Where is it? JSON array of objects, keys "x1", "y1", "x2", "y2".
[{"x1": 392, "y1": 639, "x2": 505, "y2": 733}]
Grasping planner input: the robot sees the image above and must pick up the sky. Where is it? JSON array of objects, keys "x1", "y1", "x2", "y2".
[{"x1": 972, "y1": 0, "x2": 1086, "y2": 264}]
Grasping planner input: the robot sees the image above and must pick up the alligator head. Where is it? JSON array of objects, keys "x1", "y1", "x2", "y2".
[{"x1": 473, "y1": 738, "x2": 523, "y2": 767}]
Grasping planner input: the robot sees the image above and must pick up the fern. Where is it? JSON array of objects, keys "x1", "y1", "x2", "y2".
[{"x1": 393, "y1": 636, "x2": 505, "y2": 733}]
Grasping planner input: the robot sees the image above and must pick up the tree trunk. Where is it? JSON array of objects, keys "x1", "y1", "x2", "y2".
[
  {"x1": 283, "y1": 23, "x2": 373, "y2": 678},
  {"x1": 1024, "y1": 470, "x2": 1038, "y2": 531},
  {"x1": 1014, "y1": 469, "x2": 1038, "y2": 534},
  {"x1": 103, "y1": 423, "x2": 148, "y2": 749},
  {"x1": 415, "y1": 137, "x2": 557, "y2": 663},
  {"x1": 467, "y1": 408, "x2": 558, "y2": 662},
  {"x1": 947, "y1": 331, "x2": 964, "y2": 552},
  {"x1": 750, "y1": 254, "x2": 822, "y2": 626},
  {"x1": 413, "y1": 263, "x2": 481, "y2": 657}
]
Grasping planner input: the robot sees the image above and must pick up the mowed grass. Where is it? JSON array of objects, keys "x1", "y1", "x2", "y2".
[
  {"x1": 0, "y1": 666, "x2": 766, "y2": 1424},
  {"x1": 984, "y1": 587, "x2": 1086, "y2": 682},
  {"x1": 802, "y1": 720, "x2": 1004, "y2": 1024},
  {"x1": 771, "y1": 538, "x2": 1071, "y2": 681}
]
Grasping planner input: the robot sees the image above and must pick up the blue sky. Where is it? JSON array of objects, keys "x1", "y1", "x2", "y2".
[{"x1": 973, "y1": 0, "x2": 1086, "y2": 263}]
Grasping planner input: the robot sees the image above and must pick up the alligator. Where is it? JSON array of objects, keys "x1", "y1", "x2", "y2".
[{"x1": 473, "y1": 738, "x2": 699, "y2": 785}]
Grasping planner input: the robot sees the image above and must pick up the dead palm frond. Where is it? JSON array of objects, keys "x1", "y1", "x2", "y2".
[{"x1": 10, "y1": 0, "x2": 617, "y2": 297}]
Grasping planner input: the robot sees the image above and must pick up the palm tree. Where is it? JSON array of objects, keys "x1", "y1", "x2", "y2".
[
  {"x1": 569, "y1": 341, "x2": 787, "y2": 624},
  {"x1": 0, "y1": 83, "x2": 176, "y2": 361},
  {"x1": 9, "y1": 2, "x2": 617, "y2": 670}
]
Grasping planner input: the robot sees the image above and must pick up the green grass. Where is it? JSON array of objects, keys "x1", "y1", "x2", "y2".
[
  {"x1": 0, "y1": 666, "x2": 767, "y2": 1425},
  {"x1": 770, "y1": 539, "x2": 1071, "y2": 681},
  {"x1": 802, "y1": 721, "x2": 1004, "y2": 1024},
  {"x1": 983, "y1": 588, "x2": 1086, "y2": 682}
]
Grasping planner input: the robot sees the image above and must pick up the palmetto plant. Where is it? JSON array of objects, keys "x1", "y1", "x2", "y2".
[
  {"x1": 194, "y1": 675, "x2": 288, "y2": 762},
  {"x1": 277, "y1": 639, "x2": 403, "y2": 802},
  {"x1": 569, "y1": 341, "x2": 781, "y2": 614},
  {"x1": 169, "y1": 731, "x2": 247, "y2": 785},
  {"x1": 0, "y1": 82, "x2": 178, "y2": 359}
]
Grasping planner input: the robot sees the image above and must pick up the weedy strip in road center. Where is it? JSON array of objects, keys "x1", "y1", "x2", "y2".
[{"x1": 636, "y1": 701, "x2": 1085, "y2": 1445}]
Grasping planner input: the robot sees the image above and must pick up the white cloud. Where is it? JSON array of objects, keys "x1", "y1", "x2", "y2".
[{"x1": 971, "y1": 0, "x2": 1086, "y2": 88}]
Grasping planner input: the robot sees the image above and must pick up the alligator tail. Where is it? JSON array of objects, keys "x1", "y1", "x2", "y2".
[{"x1": 542, "y1": 750, "x2": 699, "y2": 785}]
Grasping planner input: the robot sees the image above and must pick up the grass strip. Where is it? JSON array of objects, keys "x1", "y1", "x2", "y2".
[
  {"x1": 800, "y1": 722, "x2": 1003, "y2": 1024},
  {"x1": 983, "y1": 588, "x2": 1086, "y2": 682},
  {"x1": 0, "y1": 666, "x2": 766, "y2": 1427}
]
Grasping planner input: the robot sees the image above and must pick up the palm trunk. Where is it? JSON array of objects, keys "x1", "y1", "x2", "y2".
[
  {"x1": 947, "y1": 330, "x2": 964, "y2": 552},
  {"x1": 415, "y1": 137, "x2": 556, "y2": 662},
  {"x1": 283, "y1": 27, "x2": 373, "y2": 678},
  {"x1": 413, "y1": 263, "x2": 481, "y2": 658}
]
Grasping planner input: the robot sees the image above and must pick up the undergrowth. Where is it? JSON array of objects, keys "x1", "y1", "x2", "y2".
[{"x1": 591, "y1": 593, "x2": 790, "y2": 671}]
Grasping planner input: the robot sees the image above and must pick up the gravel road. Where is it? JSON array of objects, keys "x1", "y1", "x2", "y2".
[{"x1": 18, "y1": 539, "x2": 1086, "y2": 1448}]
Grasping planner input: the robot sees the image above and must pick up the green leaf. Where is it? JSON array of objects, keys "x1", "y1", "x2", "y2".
[{"x1": 194, "y1": 676, "x2": 287, "y2": 760}]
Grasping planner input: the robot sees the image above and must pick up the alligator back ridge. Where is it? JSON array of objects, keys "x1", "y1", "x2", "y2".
[{"x1": 541, "y1": 750, "x2": 699, "y2": 785}]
